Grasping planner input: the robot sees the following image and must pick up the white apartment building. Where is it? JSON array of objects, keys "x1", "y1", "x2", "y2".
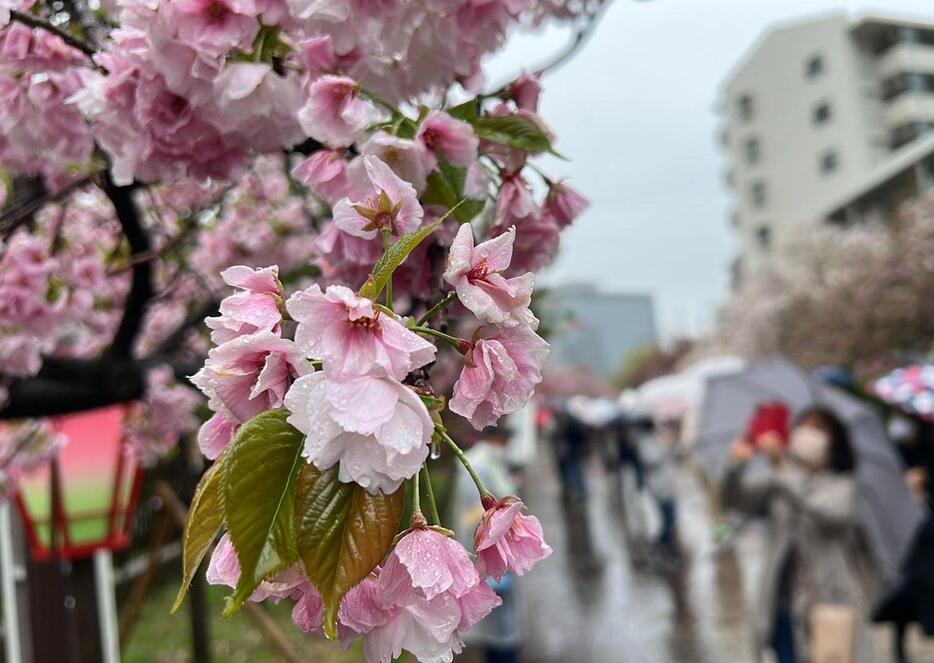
[{"x1": 719, "y1": 13, "x2": 934, "y2": 284}]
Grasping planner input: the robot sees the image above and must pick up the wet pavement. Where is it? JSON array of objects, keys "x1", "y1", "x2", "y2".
[{"x1": 515, "y1": 451, "x2": 934, "y2": 663}]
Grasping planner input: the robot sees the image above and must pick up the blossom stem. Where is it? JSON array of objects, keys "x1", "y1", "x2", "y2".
[
  {"x1": 413, "y1": 326, "x2": 466, "y2": 350},
  {"x1": 359, "y1": 88, "x2": 400, "y2": 116},
  {"x1": 411, "y1": 468, "x2": 422, "y2": 517},
  {"x1": 437, "y1": 428, "x2": 492, "y2": 501},
  {"x1": 421, "y1": 464, "x2": 442, "y2": 526},
  {"x1": 416, "y1": 291, "x2": 457, "y2": 327}
]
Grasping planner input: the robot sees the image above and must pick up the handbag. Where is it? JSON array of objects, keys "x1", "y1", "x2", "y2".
[{"x1": 809, "y1": 603, "x2": 855, "y2": 663}]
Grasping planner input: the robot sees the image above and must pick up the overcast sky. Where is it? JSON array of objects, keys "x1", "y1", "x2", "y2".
[{"x1": 486, "y1": 0, "x2": 934, "y2": 342}]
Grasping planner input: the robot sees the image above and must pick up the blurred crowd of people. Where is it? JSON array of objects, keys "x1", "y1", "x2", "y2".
[{"x1": 523, "y1": 358, "x2": 934, "y2": 663}]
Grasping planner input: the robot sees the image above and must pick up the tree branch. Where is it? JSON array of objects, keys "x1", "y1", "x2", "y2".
[
  {"x1": 0, "y1": 175, "x2": 95, "y2": 240},
  {"x1": 9, "y1": 10, "x2": 101, "y2": 62},
  {"x1": 489, "y1": 1, "x2": 609, "y2": 92},
  {"x1": 0, "y1": 356, "x2": 146, "y2": 419},
  {"x1": 145, "y1": 300, "x2": 219, "y2": 364},
  {"x1": 102, "y1": 174, "x2": 154, "y2": 358},
  {"x1": 60, "y1": 0, "x2": 106, "y2": 49}
]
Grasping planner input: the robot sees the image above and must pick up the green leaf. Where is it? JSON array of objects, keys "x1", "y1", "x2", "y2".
[
  {"x1": 358, "y1": 218, "x2": 444, "y2": 300},
  {"x1": 294, "y1": 464, "x2": 404, "y2": 638},
  {"x1": 447, "y1": 98, "x2": 479, "y2": 123},
  {"x1": 473, "y1": 114, "x2": 555, "y2": 155},
  {"x1": 222, "y1": 409, "x2": 305, "y2": 616},
  {"x1": 395, "y1": 117, "x2": 419, "y2": 139},
  {"x1": 422, "y1": 167, "x2": 485, "y2": 224},
  {"x1": 171, "y1": 458, "x2": 225, "y2": 614}
]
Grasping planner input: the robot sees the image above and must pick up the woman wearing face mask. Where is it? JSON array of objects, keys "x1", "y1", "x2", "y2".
[{"x1": 721, "y1": 407, "x2": 869, "y2": 663}]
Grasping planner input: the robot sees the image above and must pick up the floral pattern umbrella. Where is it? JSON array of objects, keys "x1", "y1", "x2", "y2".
[{"x1": 873, "y1": 365, "x2": 934, "y2": 421}]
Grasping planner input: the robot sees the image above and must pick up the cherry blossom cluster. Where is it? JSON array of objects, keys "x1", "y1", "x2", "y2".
[
  {"x1": 0, "y1": 17, "x2": 96, "y2": 190},
  {"x1": 185, "y1": 77, "x2": 590, "y2": 654},
  {"x1": 0, "y1": 0, "x2": 583, "y2": 187},
  {"x1": 0, "y1": 418, "x2": 65, "y2": 499},
  {"x1": 0, "y1": 191, "x2": 125, "y2": 385},
  {"x1": 0, "y1": 2, "x2": 597, "y2": 659},
  {"x1": 122, "y1": 366, "x2": 203, "y2": 466},
  {"x1": 194, "y1": 250, "x2": 554, "y2": 660}
]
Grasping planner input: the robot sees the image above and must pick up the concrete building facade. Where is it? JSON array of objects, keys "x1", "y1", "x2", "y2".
[
  {"x1": 544, "y1": 284, "x2": 657, "y2": 379},
  {"x1": 719, "y1": 13, "x2": 934, "y2": 284}
]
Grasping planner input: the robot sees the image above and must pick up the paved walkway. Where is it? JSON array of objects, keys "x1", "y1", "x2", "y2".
[{"x1": 514, "y1": 451, "x2": 934, "y2": 663}]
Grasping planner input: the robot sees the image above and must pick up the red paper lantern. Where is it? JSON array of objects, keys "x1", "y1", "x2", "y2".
[{"x1": 13, "y1": 405, "x2": 142, "y2": 561}]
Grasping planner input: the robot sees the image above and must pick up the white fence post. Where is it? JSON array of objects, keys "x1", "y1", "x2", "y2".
[
  {"x1": 0, "y1": 502, "x2": 23, "y2": 663},
  {"x1": 94, "y1": 549, "x2": 121, "y2": 663}
]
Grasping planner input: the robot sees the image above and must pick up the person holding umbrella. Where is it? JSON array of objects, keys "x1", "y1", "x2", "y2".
[{"x1": 721, "y1": 406, "x2": 870, "y2": 663}]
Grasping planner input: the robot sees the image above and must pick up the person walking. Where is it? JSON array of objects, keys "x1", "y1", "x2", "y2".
[
  {"x1": 553, "y1": 408, "x2": 589, "y2": 504},
  {"x1": 873, "y1": 413, "x2": 934, "y2": 663},
  {"x1": 721, "y1": 407, "x2": 871, "y2": 663},
  {"x1": 635, "y1": 416, "x2": 681, "y2": 561}
]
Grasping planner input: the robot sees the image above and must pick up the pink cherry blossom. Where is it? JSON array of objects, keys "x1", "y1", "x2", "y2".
[
  {"x1": 359, "y1": 132, "x2": 429, "y2": 192},
  {"x1": 443, "y1": 224, "x2": 536, "y2": 328},
  {"x1": 174, "y1": 0, "x2": 260, "y2": 58},
  {"x1": 335, "y1": 527, "x2": 502, "y2": 662},
  {"x1": 379, "y1": 527, "x2": 478, "y2": 603},
  {"x1": 206, "y1": 533, "x2": 306, "y2": 602},
  {"x1": 298, "y1": 75, "x2": 373, "y2": 147},
  {"x1": 333, "y1": 155, "x2": 423, "y2": 240},
  {"x1": 291, "y1": 582, "x2": 325, "y2": 635},
  {"x1": 545, "y1": 180, "x2": 589, "y2": 228},
  {"x1": 123, "y1": 366, "x2": 202, "y2": 466},
  {"x1": 341, "y1": 571, "x2": 500, "y2": 663},
  {"x1": 505, "y1": 212, "x2": 561, "y2": 276},
  {"x1": 205, "y1": 265, "x2": 283, "y2": 344},
  {"x1": 197, "y1": 411, "x2": 239, "y2": 460},
  {"x1": 492, "y1": 172, "x2": 537, "y2": 230},
  {"x1": 84, "y1": 43, "x2": 247, "y2": 185},
  {"x1": 284, "y1": 372, "x2": 432, "y2": 493},
  {"x1": 287, "y1": 284, "x2": 435, "y2": 380},
  {"x1": 474, "y1": 498, "x2": 552, "y2": 581},
  {"x1": 509, "y1": 70, "x2": 542, "y2": 111},
  {"x1": 450, "y1": 325, "x2": 549, "y2": 430},
  {"x1": 191, "y1": 330, "x2": 311, "y2": 423},
  {"x1": 0, "y1": 419, "x2": 65, "y2": 497},
  {"x1": 416, "y1": 111, "x2": 478, "y2": 169},
  {"x1": 296, "y1": 35, "x2": 337, "y2": 74},
  {"x1": 292, "y1": 149, "x2": 351, "y2": 204}
]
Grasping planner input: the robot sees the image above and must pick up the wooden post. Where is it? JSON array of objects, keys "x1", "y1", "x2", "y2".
[
  {"x1": 189, "y1": 573, "x2": 212, "y2": 663},
  {"x1": 25, "y1": 556, "x2": 104, "y2": 663}
]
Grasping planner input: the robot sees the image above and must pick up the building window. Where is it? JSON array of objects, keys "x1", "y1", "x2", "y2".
[
  {"x1": 805, "y1": 54, "x2": 824, "y2": 79},
  {"x1": 756, "y1": 225, "x2": 771, "y2": 250},
  {"x1": 813, "y1": 102, "x2": 832, "y2": 125},
  {"x1": 820, "y1": 150, "x2": 839, "y2": 174},
  {"x1": 738, "y1": 94, "x2": 754, "y2": 122},
  {"x1": 744, "y1": 137, "x2": 760, "y2": 164},
  {"x1": 750, "y1": 180, "x2": 766, "y2": 207}
]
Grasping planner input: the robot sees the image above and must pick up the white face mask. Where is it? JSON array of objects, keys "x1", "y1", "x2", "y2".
[{"x1": 789, "y1": 426, "x2": 830, "y2": 468}]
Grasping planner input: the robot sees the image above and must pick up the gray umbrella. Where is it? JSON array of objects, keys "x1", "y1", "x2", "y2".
[{"x1": 693, "y1": 356, "x2": 924, "y2": 581}]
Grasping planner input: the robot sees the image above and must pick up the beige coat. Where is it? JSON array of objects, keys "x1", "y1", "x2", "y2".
[{"x1": 721, "y1": 460, "x2": 874, "y2": 663}]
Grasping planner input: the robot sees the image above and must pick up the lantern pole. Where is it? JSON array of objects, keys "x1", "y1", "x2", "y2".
[{"x1": 0, "y1": 502, "x2": 23, "y2": 663}]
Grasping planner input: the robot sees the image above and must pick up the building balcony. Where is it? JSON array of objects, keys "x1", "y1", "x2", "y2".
[
  {"x1": 877, "y1": 42, "x2": 934, "y2": 79},
  {"x1": 883, "y1": 92, "x2": 934, "y2": 129}
]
